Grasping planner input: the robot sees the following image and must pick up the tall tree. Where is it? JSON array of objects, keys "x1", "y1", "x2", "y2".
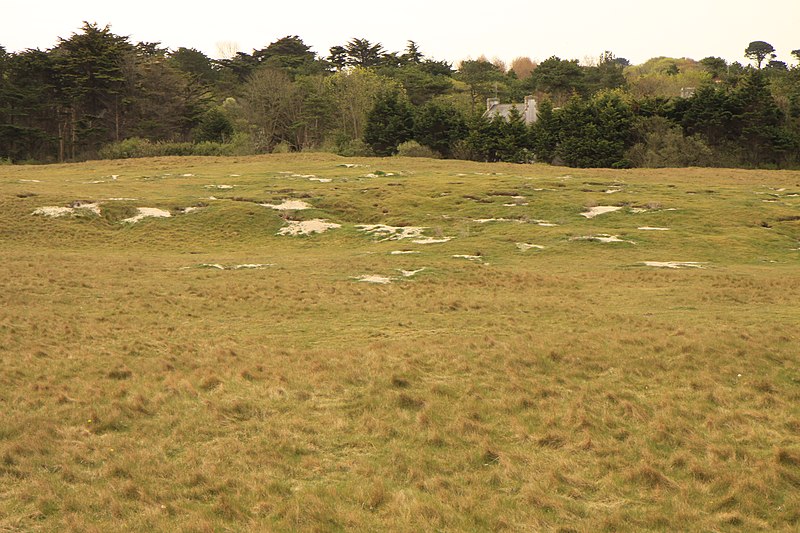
[
  {"x1": 528, "y1": 56, "x2": 585, "y2": 105},
  {"x1": 52, "y1": 22, "x2": 134, "y2": 159},
  {"x1": 413, "y1": 100, "x2": 468, "y2": 157},
  {"x1": 744, "y1": 41, "x2": 776, "y2": 69},
  {"x1": 241, "y1": 67, "x2": 296, "y2": 151},
  {"x1": 363, "y1": 90, "x2": 414, "y2": 155}
]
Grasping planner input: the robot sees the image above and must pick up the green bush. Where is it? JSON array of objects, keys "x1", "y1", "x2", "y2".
[
  {"x1": 396, "y1": 140, "x2": 440, "y2": 158},
  {"x1": 97, "y1": 136, "x2": 256, "y2": 160}
]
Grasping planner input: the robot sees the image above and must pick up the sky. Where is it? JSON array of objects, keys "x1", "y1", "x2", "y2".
[{"x1": 3, "y1": 0, "x2": 799, "y2": 67}]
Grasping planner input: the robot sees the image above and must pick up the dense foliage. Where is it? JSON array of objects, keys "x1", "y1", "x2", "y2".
[{"x1": 1, "y1": 24, "x2": 799, "y2": 168}]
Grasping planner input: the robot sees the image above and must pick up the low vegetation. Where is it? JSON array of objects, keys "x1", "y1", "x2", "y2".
[{"x1": 1, "y1": 154, "x2": 799, "y2": 530}]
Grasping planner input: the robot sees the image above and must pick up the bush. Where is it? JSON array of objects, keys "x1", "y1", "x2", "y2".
[
  {"x1": 396, "y1": 141, "x2": 440, "y2": 158},
  {"x1": 97, "y1": 136, "x2": 256, "y2": 160},
  {"x1": 332, "y1": 137, "x2": 373, "y2": 157},
  {"x1": 626, "y1": 116, "x2": 714, "y2": 167},
  {"x1": 272, "y1": 141, "x2": 292, "y2": 154}
]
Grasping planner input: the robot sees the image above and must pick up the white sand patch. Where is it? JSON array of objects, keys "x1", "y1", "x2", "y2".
[
  {"x1": 338, "y1": 163, "x2": 363, "y2": 168},
  {"x1": 232, "y1": 264, "x2": 272, "y2": 269},
  {"x1": 363, "y1": 172, "x2": 396, "y2": 178},
  {"x1": 356, "y1": 224, "x2": 427, "y2": 241},
  {"x1": 206, "y1": 196, "x2": 218, "y2": 201},
  {"x1": 19, "y1": 179, "x2": 41, "y2": 183},
  {"x1": 261, "y1": 199, "x2": 312, "y2": 211},
  {"x1": 196, "y1": 263, "x2": 273, "y2": 270},
  {"x1": 33, "y1": 202, "x2": 101, "y2": 217},
  {"x1": 642, "y1": 261, "x2": 705, "y2": 269},
  {"x1": 452, "y1": 254, "x2": 482, "y2": 260},
  {"x1": 412, "y1": 237, "x2": 451, "y2": 244},
  {"x1": 533, "y1": 220, "x2": 558, "y2": 227},
  {"x1": 122, "y1": 208, "x2": 172, "y2": 223},
  {"x1": 86, "y1": 180, "x2": 107, "y2": 184},
  {"x1": 205, "y1": 184, "x2": 234, "y2": 189},
  {"x1": 581, "y1": 206, "x2": 622, "y2": 218},
  {"x1": 292, "y1": 174, "x2": 316, "y2": 178},
  {"x1": 110, "y1": 175, "x2": 119, "y2": 180},
  {"x1": 182, "y1": 206, "x2": 204, "y2": 214},
  {"x1": 572, "y1": 234, "x2": 635, "y2": 244},
  {"x1": 309, "y1": 177, "x2": 332, "y2": 183},
  {"x1": 631, "y1": 207, "x2": 679, "y2": 213},
  {"x1": 398, "y1": 268, "x2": 425, "y2": 277},
  {"x1": 390, "y1": 250, "x2": 420, "y2": 255},
  {"x1": 638, "y1": 226, "x2": 670, "y2": 231},
  {"x1": 278, "y1": 219, "x2": 340, "y2": 236},
  {"x1": 181, "y1": 173, "x2": 195, "y2": 177},
  {"x1": 354, "y1": 275, "x2": 393, "y2": 284},
  {"x1": 229, "y1": 174, "x2": 240, "y2": 177},
  {"x1": 474, "y1": 218, "x2": 516, "y2": 223},
  {"x1": 504, "y1": 203, "x2": 529, "y2": 206},
  {"x1": 33, "y1": 206, "x2": 75, "y2": 217},
  {"x1": 71, "y1": 201, "x2": 101, "y2": 215},
  {"x1": 107, "y1": 197, "x2": 137, "y2": 201},
  {"x1": 517, "y1": 243, "x2": 545, "y2": 251},
  {"x1": 605, "y1": 189, "x2": 621, "y2": 194}
]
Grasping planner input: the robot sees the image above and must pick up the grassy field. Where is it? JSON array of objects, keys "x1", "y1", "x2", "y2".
[{"x1": 1, "y1": 154, "x2": 799, "y2": 532}]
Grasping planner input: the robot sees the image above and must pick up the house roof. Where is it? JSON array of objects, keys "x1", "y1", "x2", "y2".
[{"x1": 485, "y1": 103, "x2": 527, "y2": 120}]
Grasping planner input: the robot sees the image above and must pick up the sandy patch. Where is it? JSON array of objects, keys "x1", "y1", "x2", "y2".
[
  {"x1": 642, "y1": 261, "x2": 705, "y2": 269},
  {"x1": 181, "y1": 173, "x2": 195, "y2": 177},
  {"x1": 412, "y1": 237, "x2": 451, "y2": 244},
  {"x1": 638, "y1": 226, "x2": 670, "y2": 231},
  {"x1": 196, "y1": 263, "x2": 272, "y2": 270},
  {"x1": 19, "y1": 179, "x2": 41, "y2": 183},
  {"x1": 516, "y1": 243, "x2": 545, "y2": 251},
  {"x1": 229, "y1": 174, "x2": 241, "y2": 177},
  {"x1": 309, "y1": 177, "x2": 332, "y2": 183},
  {"x1": 122, "y1": 208, "x2": 172, "y2": 223},
  {"x1": 292, "y1": 174, "x2": 316, "y2": 178},
  {"x1": 363, "y1": 172, "x2": 396, "y2": 178},
  {"x1": 338, "y1": 164, "x2": 363, "y2": 168},
  {"x1": 233, "y1": 264, "x2": 272, "y2": 269},
  {"x1": 398, "y1": 268, "x2": 425, "y2": 277},
  {"x1": 33, "y1": 201, "x2": 101, "y2": 217},
  {"x1": 473, "y1": 218, "x2": 517, "y2": 223},
  {"x1": 107, "y1": 197, "x2": 137, "y2": 201},
  {"x1": 353, "y1": 275, "x2": 393, "y2": 284},
  {"x1": 630, "y1": 207, "x2": 678, "y2": 214},
  {"x1": 261, "y1": 199, "x2": 312, "y2": 210},
  {"x1": 452, "y1": 254, "x2": 482, "y2": 260},
  {"x1": 356, "y1": 224, "x2": 426, "y2": 241},
  {"x1": 533, "y1": 220, "x2": 558, "y2": 227},
  {"x1": 182, "y1": 206, "x2": 204, "y2": 214},
  {"x1": 581, "y1": 206, "x2": 622, "y2": 218},
  {"x1": 605, "y1": 189, "x2": 621, "y2": 194},
  {"x1": 390, "y1": 250, "x2": 420, "y2": 255},
  {"x1": 278, "y1": 219, "x2": 340, "y2": 236},
  {"x1": 572, "y1": 234, "x2": 635, "y2": 244},
  {"x1": 205, "y1": 184, "x2": 234, "y2": 189},
  {"x1": 33, "y1": 206, "x2": 75, "y2": 217}
]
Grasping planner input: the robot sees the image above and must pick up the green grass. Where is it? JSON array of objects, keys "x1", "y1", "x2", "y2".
[{"x1": 1, "y1": 153, "x2": 799, "y2": 531}]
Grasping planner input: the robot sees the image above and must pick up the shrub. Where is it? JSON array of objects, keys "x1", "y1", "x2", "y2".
[
  {"x1": 97, "y1": 136, "x2": 256, "y2": 160},
  {"x1": 396, "y1": 141, "x2": 440, "y2": 158}
]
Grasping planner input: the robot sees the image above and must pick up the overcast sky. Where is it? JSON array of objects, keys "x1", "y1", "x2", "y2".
[{"x1": 3, "y1": 0, "x2": 799, "y2": 66}]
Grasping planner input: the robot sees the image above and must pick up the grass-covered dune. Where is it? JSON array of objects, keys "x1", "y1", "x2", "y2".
[{"x1": 1, "y1": 154, "x2": 799, "y2": 531}]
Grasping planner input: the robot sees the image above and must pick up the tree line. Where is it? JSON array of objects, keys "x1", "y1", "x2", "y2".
[{"x1": 1, "y1": 23, "x2": 799, "y2": 168}]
